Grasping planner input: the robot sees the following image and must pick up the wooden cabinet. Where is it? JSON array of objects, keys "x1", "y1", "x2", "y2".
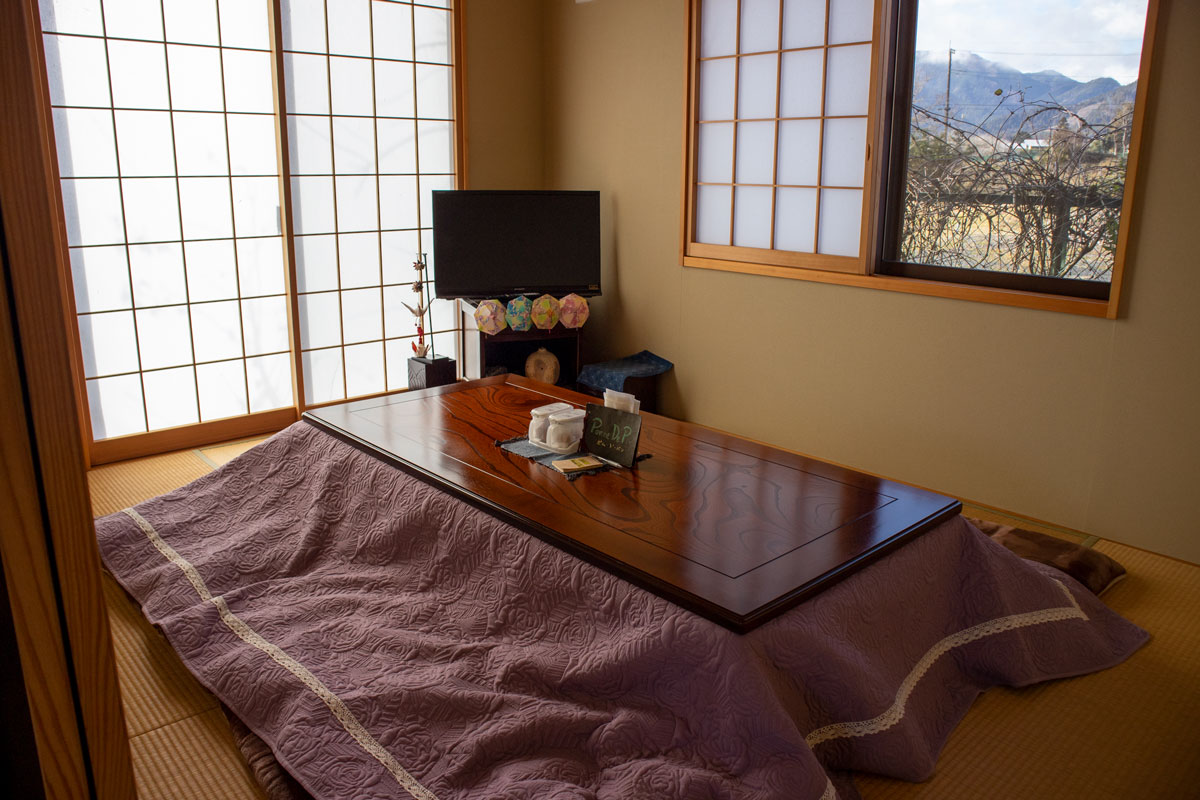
[{"x1": 459, "y1": 303, "x2": 581, "y2": 385}]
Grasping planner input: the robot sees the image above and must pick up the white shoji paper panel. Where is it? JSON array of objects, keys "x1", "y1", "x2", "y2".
[
  {"x1": 828, "y1": 0, "x2": 874, "y2": 44},
  {"x1": 821, "y1": 117, "x2": 868, "y2": 187},
  {"x1": 143, "y1": 366, "x2": 199, "y2": 429},
  {"x1": 774, "y1": 187, "x2": 818, "y2": 252},
  {"x1": 699, "y1": 58, "x2": 736, "y2": 121},
  {"x1": 701, "y1": 0, "x2": 738, "y2": 58},
  {"x1": 695, "y1": 184, "x2": 732, "y2": 245},
  {"x1": 86, "y1": 375, "x2": 146, "y2": 438},
  {"x1": 782, "y1": 0, "x2": 827, "y2": 50},
  {"x1": 71, "y1": 246, "x2": 132, "y2": 313},
  {"x1": 818, "y1": 188, "x2": 863, "y2": 256},
  {"x1": 825, "y1": 44, "x2": 871, "y2": 117},
  {"x1": 780, "y1": 49, "x2": 823, "y2": 119},
  {"x1": 197, "y1": 360, "x2": 249, "y2": 421},
  {"x1": 740, "y1": 0, "x2": 781, "y2": 53},
  {"x1": 737, "y1": 53, "x2": 778, "y2": 119},
  {"x1": 697, "y1": 122, "x2": 734, "y2": 184},
  {"x1": 736, "y1": 121, "x2": 776, "y2": 185},
  {"x1": 733, "y1": 186, "x2": 773, "y2": 248}
]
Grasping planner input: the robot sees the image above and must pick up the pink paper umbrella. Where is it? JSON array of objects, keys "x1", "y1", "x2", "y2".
[
  {"x1": 558, "y1": 293, "x2": 590, "y2": 328},
  {"x1": 473, "y1": 299, "x2": 507, "y2": 335},
  {"x1": 531, "y1": 294, "x2": 561, "y2": 329}
]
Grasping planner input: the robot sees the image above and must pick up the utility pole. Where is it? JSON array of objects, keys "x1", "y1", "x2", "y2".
[{"x1": 944, "y1": 43, "x2": 955, "y2": 142}]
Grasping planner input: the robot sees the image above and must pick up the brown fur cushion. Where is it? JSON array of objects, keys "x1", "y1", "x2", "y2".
[{"x1": 967, "y1": 517, "x2": 1126, "y2": 596}]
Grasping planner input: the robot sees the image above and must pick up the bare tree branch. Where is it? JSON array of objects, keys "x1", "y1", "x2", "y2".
[{"x1": 900, "y1": 92, "x2": 1128, "y2": 280}]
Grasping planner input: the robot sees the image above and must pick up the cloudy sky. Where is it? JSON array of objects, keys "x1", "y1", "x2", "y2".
[{"x1": 914, "y1": 0, "x2": 1149, "y2": 84}]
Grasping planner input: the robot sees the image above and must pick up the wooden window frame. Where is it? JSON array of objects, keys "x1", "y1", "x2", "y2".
[
  {"x1": 683, "y1": 0, "x2": 883, "y2": 275},
  {"x1": 681, "y1": 0, "x2": 1161, "y2": 319}
]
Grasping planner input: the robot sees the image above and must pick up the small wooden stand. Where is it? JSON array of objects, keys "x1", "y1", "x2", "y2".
[
  {"x1": 407, "y1": 356, "x2": 456, "y2": 389},
  {"x1": 459, "y1": 302, "x2": 581, "y2": 385}
]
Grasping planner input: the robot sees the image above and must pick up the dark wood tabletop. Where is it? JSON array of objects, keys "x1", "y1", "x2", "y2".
[{"x1": 304, "y1": 375, "x2": 961, "y2": 632}]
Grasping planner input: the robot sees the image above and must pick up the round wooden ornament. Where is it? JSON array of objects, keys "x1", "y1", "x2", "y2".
[{"x1": 524, "y1": 347, "x2": 560, "y2": 384}]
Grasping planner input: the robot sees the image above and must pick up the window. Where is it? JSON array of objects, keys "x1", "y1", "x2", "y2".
[
  {"x1": 38, "y1": 0, "x2": 461, "y2": 453},
  {"x1": 682, "y1": 0, "x2": 1158, "y2": 316},
  {"x1": 283, "y1": 0, "x2": 459, "y2": 405},
  {"x1": 687, "y1": 0, "x2": 878, "y2": 272}
]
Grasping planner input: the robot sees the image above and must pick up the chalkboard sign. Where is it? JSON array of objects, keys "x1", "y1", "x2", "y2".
[{"x1": 583, "y1": 403, "x2": 642, "y2": 468}]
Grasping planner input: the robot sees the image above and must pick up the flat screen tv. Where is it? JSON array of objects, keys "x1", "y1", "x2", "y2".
[{"x1": 432, "y1": 190, "x2": 601, "y2": 300}]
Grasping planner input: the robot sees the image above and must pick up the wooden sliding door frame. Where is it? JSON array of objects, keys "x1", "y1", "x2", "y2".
[
  {"x1": 680, "y1": 0, "x2": 881, "y2": 276},
  {"x1": 0, "y1": 0, "x2": 136, "y2": 796},
  {"x1": 1, "y1": 219, "x2": 91, "y2": 800},
  {"x1": 270, "y1": 0, "x2": 307, "y2": 413},
  {"x1": 88, "y1": 406, "x2": 298, "y2": 466},
  {"x1": 50, "y1": 0, "x2": 470, "y2": 467},
  {"x1": 81, "y1": 0, "x2": 314, "y2": 468},
  {"x1": 453, "y1": 0, "x2": 470, "y2": 191}
]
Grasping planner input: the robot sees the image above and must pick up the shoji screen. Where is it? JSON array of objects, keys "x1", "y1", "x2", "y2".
[
  {"x1": 282, "y1": 0, "x2": 458, "y2": 405},
  {"x1": 39, "y1": 0, "x2": 461, "y2": 446},
  {"x1": 690, "y1": 0, "x2": 876, "y2": 267},
  {"x1": 42, "y1": 0, "x2": 293, "y2": 440}
]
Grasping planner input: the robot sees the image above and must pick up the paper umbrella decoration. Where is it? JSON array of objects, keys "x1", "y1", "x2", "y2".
[
  {"x1": 530, "y1": 294, "x2": 561, "y2": 330},
  {"x1": 473, "y1": 299, "x2": 507, "y2": 335},
  {"x1": 505, "y1": 295, "x2": 532, "y2": 331},
  {"x1": 558, "y1": 293, "x2": 589, "y2": 328}
]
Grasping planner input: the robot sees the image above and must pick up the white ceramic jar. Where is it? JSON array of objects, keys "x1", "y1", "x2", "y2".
[
  {"x1": 528, "y1": 402, "x2": 571, "y2": 445},
  {"x1": 546, "y1": 408, "x2": 586, "y2": 452}
]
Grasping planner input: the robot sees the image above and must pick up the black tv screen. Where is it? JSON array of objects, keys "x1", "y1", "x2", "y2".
[{"x1": 432, "y1": 190, "x2": 601, "y2": 300}]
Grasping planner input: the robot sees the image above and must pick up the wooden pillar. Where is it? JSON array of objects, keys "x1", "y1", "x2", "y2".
[{"x1": 0, "y1": 0, "x2": 137, "y2": 797}]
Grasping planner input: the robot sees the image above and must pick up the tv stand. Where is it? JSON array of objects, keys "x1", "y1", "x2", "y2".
[{"x1": 458, "y1": 302, "x2": 582, "y2": 386}]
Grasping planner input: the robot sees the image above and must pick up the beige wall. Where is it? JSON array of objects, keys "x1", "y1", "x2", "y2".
[
  {"x1": 467, "y1": 1, "x2": 1200, "y2": 563},
  {"x1": 462, "y1": 0, "x2": 546, "y2": 189}
]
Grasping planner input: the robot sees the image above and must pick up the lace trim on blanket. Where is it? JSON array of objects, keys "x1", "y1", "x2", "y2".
[
  {"x1": 805, "y1": 580, "x2": 1086, "y2": 748},
  {"x1": 122, "y1": 508, "x2": 439, "y2": 800}
]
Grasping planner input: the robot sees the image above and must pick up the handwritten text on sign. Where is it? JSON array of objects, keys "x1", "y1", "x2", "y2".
[{"x1": 582, "y1": 403, "x2": 642, "y2": 468}]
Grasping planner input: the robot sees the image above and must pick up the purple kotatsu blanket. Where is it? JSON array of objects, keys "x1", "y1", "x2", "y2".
[{"x1": 95, "y1": 422, "x2": 1147, "y2": 800}]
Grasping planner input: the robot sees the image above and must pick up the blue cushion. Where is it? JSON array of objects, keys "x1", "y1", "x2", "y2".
[{"x1": 577, "y1": 350, "x2": 673, "y2": 392}]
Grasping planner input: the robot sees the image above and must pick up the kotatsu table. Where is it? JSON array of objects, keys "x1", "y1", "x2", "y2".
[
  {"x1": 99, "y1": 375, "x2": 1147, "y2": 800},
  {"x1": 305, "y1": 375, "x2": 960, "y2": 631}
]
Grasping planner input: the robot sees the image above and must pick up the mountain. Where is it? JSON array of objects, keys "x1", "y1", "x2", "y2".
[{"x1": 911, "y1": 51, "x2": 1136, "y2": 140}]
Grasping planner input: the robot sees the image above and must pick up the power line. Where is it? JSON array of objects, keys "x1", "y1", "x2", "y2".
[
  {"x1": 947, "y1": 67, "x2": 1114, "y2": 77},
  {"x1": 940, "y1": 103, "x2": 1134, "y2": 108},
  {"x1": 968, "y1": 49, "x2": 1140, "y2": 57}
]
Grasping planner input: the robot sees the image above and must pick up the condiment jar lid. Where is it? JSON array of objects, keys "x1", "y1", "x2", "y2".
[
  {"x1": 530, "y1": 402, "x2": 571, "y2": 418},
  {"x1": 548, "y1": 408, "x2": 586, "y2": 423}
]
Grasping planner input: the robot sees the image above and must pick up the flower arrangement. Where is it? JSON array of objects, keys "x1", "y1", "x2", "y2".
[{"x1": 402, "y1": 254, "x2": 435, "y2": 359}]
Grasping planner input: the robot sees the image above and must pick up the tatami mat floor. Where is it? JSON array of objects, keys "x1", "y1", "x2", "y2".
[
  {"x1": 92, "y1": 437, "x2": 270, "y2": 800},
  {"x1": 88, "y1": 436, "x2": 1200, "y2": 800}
]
